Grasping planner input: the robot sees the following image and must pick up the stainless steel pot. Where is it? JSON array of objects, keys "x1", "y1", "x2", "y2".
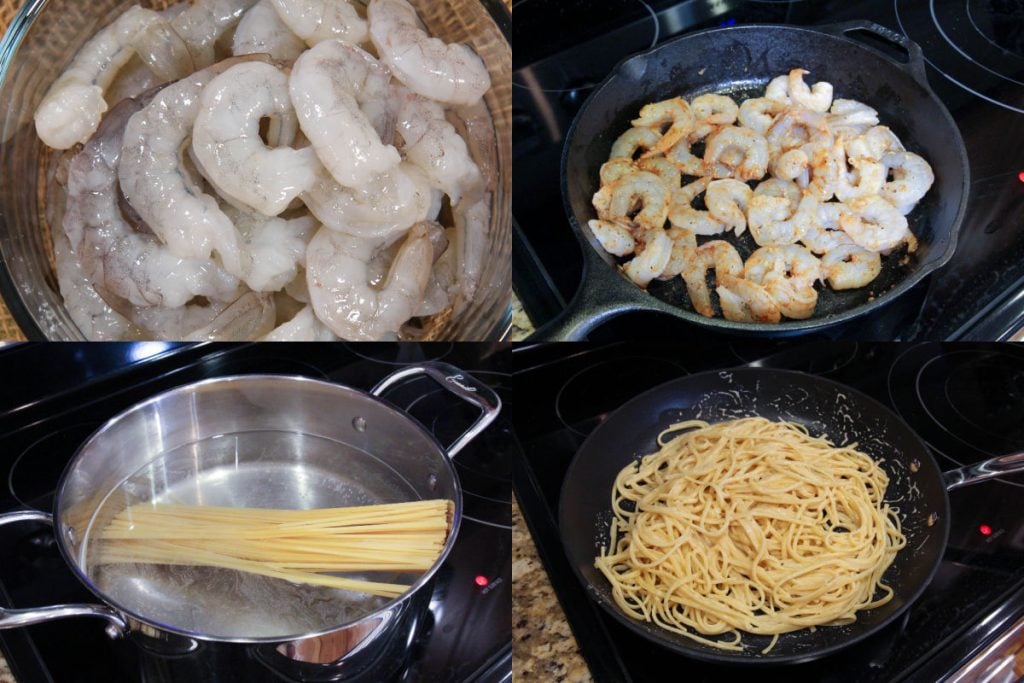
[{"x1": 0, "y1": 362, "x2": 500, "y2": 681}]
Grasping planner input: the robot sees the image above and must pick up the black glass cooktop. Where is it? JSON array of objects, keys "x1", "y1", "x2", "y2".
[
  {"x1": 511, "y1": 341, "x2": 1024, "y2": 681},
  {"x1": 513, "y1": 0, "x2": 1024, "y2": 340},
  {"x1": 0, "y1": 343, "x2": 512, "y2": 683}
]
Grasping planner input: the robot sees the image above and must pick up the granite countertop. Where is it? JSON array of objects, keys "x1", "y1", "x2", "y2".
[{"x1": 513, "y1": 497, "x2": 592, "y2": 682}]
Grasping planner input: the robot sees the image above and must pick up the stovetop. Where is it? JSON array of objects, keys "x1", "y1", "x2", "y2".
[
  {"x1": 511, "y1": 341, "x2": 1024, "y2": 681},
  {"x1": 0, "y1": 343, "x2": 513, "y2": 683},
  {"x1": 512, "y1": 0, "x2": 1024, "y2": 340}
]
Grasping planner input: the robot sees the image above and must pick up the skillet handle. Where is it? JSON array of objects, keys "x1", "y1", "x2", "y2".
[
  {"x1": 818, "y1": 20, "x2": 930, "y2": 88},
  {"x1": 943, "y1": 452, "x2": 1024, "y2": 491},
  {"x1": 0, "y1": 510, "x2": 129, "y2": 637},
  {"x1": 371, "y1": 362, "x2": 501, "y2": 458}
]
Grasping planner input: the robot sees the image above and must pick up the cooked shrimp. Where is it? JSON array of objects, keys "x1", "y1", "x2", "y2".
[
  {"x1": 261, "y1": 305, "x2": 338, "y2": 340},
  {"x1": 233, "y1": 0, "x2": 306, "y2": 62},
  {"x1": 610, "y1": 127, "x2": 662, "y2": 161},
  {"x1": 269, "y1": 0, "x2": 367, "y2": 47},
  {"x1": 680, "y1": 240, "x2": 743, "y2": 317},
  {"x1": 834, "y1": 140, "x2": 885, "y2": 202},
  {"x1": 821, "y1": 243, "x2": 882, "y2": 290},
  {"x1": 594, "y1": 171, "x2": 671, "y2": 232},
  {"x1": 770, "y1": 149, "x2": 809, "y2": 182},
  {"x1": 827, "y1": 98, "x2": 879, "y2": 137},
  {"x1": 690, "y1": 94, "x2": 739, "y2": 140},
  {"x1": 754, "y1": 177, "x2": 801, "y2": 206},
  {"x1": 306, "y1": 221, "x2": 433, "y2": 340},
  {"x1": 623, "y1": 229, "x2": 672, "y2": 287},
  {"x1": 801, "y1": 137, "x2": 842, "y2": 201},
  {"x1": 704, "y1": 126, "x2": 768, "y2": 180},
  {"x1": 800, "y1": 202, "x2": 854, "y2": 254},
  {"x1": 788, "y1": 68, "x2": 833, "y2": 112},
  {"x1": 748, "y1": 193, "x2": 818, "y2": 247},
  {"x1": 880, "y1": 151, "x2": 934, "y2": 215},
  {"x1": 600, "y1": 158, "x2": 636, "y2": 186},
  {"x1": 588, "y1": 219, "x2": 635, "y2": 257},
  {"x1": 839, "y1": 195, "x2": 911, "y2": 252},
  {"x1": 665, "y1": 127, "x2": 710, "y2": 177},
  {"x1": 636, "y1": 156, "x2": 682, "y2": 190},
  {"x1": 738, "y1": 97, "x2": 783, "y2": 135},
  {"x1": 716, "y1": 274, "x2": 781, "y2": 323},
  {"x1": 172, "y1": 0, "x2": 259, "y2": 67},
  {"x1": 744, "y1": 244, "x2": 822, "y2": 319},
  {"x1": 192, "y1": 61, "x2": 319, "y2": 216},
  {"x1": 766, "y1": 109, "x2": 830, "y2": 156},
  {"x1": 632, "y1": 97, "x2": 693, "y2": 155},
  {"x1": 705, "y1": 179, "x2": 752, "y2": 235},
  {"x1": 765, "y1": 74, "x2": 791, "y2": 104},
  {"x1": 668, "y1": 177, "x2": 725, "y2": 235},
  {"x1": 290, "y1": 41, "x2": 401, "y2": 188},
  {"x1": 368, "y1": 0, "x2": 491, "y2": 106},
  {"x1": 846, "y1": 125, "x2": 905, "y2": 164},
  {"x1": 657, "y1": 227, "x2": 697, "y2": 280}
]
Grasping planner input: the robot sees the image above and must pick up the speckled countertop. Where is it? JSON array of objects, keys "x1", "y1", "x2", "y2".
[
  {"x1": 513, "y1": 497, "x2": 592, "y2": 682},
  {"x1": 511, "y1": 293, "x2": 536, "y2": 341}
]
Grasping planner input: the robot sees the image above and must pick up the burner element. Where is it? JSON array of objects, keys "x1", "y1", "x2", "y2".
[
  {"x1": 8, "y1": 423, "x2": 101, "y2": 510},
  {"x1": 969, "y1": 0, "x2": 1024, "y2": 59}
]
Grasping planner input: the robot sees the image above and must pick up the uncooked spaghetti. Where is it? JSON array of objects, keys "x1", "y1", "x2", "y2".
[
  {"x1": 96, "y1": 499, "x2": 453, "y2": 599},
  {"x1": 595, "y1": 417, "x2": 906, "y2": 654}
]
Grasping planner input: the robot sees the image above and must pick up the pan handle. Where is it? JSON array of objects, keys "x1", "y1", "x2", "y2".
[
  {"x1": 818, "y1": 20, "x2": 930, "y2": 88},
  {"x1": 0, "y1": 510, "x2": 129, "y2": 637},
  {"x1": 371, "y1": 362, "x2": 501, "y2": 458},
  {"x1": 943, "y1": 452, "x2": 1024, "y2": 491}
]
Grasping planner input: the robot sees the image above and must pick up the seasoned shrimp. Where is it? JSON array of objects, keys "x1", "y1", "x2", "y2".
[
  {"x1": 744, "y1": 244, "x2": 822, "y2": 319},
  {"x1": 261, "y1": 305, "x2": 338, "y2": 340},
  {"x1": 172, "y1": 0, "x2": 259, "y2": 67},
  {"x1": 192, "y1": 61, "x2": 319, "y2": 216},
  {"x1": 738, "y1": 97, "x2": 784, "y2": 135},
  {"x1": 846, "y1": 125, "x2": 904, "y2": 164},
  {"x1": 748, "y1": 192, "x2": 818, "y2": 247},
  {"x1": 636, "y1": 156, "x2": 681, "y2": 190},
  {"x1": 588, "y1": 219, "x2": 635, "y2": 257},
  {"x1": 290, "y1": 41, "x2": 400, "y2": 188},
  {"x1": 770, "y1": 148, "x2": 809, "y2": 182},
  {"x1": 593, "y1": 171, "x2": 671, "y2": 232},
  {"x1": 689, "y1": 94, "x2": 738, "y2": 141},
  {"x1": 34, "y1": 5, "x2": 170, "y2": 149},
  {"x1": 669, "y1": 177, "x2": 725, "y2": 235},
  {"x1": 657, "y1": 227, "x2": 697, "y2": 280},
  {"x1": 368, "y1": 0, "x2": 491, "y2": 106},
  {"x1": 754, "y1": 177, "x2": 801, "y2": 206},
  {"x1": 827, "y1": 98, "x2": 879, "y2": 137},
  {"x1": 821, "y1": 244, "x2": 882, "y2": 290},
  {"x1": 610, "y1": 127, "x2": 661, "y2": 161},
  {"x1": 800, "y1": 202, "x2": 854, "y2": 254},
  {"x1": 632, "y1": 97, "x2": 693, "y2": 155},
  {"x1": 716, "y1": 274, "x2": 781, "y2": 323},
  {"x1": 665, "y1": 128, "x2": 710, "y2": 177},
  {"x1": 765, "y1": 74, "x2": 791, "y2": 104},
  {"x1": 787, "y1": 69, "x2": 833, "y2": 112},
  {"x1": 705, "y1": 179, "x2": 752, "y2": 235},
  {"x1": 269, "y1": 0, "x2": 367, "y2": 47},
  {"x1": 834, "y1": 140, "x2": 885, "y2": 203},
  {"x1": 233, "y1": 0, "x2": 306, "y2": 62},
  {"x1": 704, "y1": 126, "x2": 768, "y2": 180},
  {"x1": 680, "y1": 240, "x2": 743, "y2": 317},
  {"x1": 306, "y1": 221, "x2": 433, "y2": 340},
  {"x1": 599, "y1": 158, "x2": 635, "y2": 187},
  {"x1": 880, "y1": 151, "x2": 934, "y2": 215},
  {"x1": 839, "y1": 195, "x2": 910, "y2": 252},
  {"x1": 623, "y1": 229, "x2": 672, "y2": 287},
  {"x1": 766, "y1": 109, "x2": 831, "y2": 156}
]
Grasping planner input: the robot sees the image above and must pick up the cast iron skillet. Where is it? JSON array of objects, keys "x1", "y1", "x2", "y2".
[
  {"x1": 540, "y1": 22, "x2": 969, "y2": 340},
  {"x1": 559, "y1": 368, "x2": 1024, "y2": 664}
]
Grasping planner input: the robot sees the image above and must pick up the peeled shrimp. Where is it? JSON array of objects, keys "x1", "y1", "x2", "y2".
[
  {"x1": 368, "y1": 0, "x2": 491, "y2": 106},
  {"x1": 800, "y1": 202, "x2": 854, "y2": 254},
  {"x1": 610, "y1": 127, "x2": 661, "y2": 161},
  {"x1": 737, "y1": 97, "x2": 783, "y2": 135},
  {"x1": 839, "y1": 195, "x2": 910, "y2": 252},
  {"x1": 593, "y1": 171, "x2": 671, "y2": 232},
  {"x1": 588, "y1": 219, "x2": 635, "y2": 257},
  {"x1": 306, "y1": 222, "x2": 433, "y2": 340},
  {"x1": 183, "y1": 291, "x2": 277, "y2": 340},
  {"x1": 766, "y1": 109, "x2": 831, "y2": 156},
  {"x1": 704, "y1": 126, "x2": 768, "y2": 180},
  {"x1": 744, "y1": 244, "x2": 822, "y2": 319},
  {"x1": 765, "y1": 74, "x2": 791, "y2": 104},
  {"x1": 668, "y1": 177, "x2": 725, "y2": 235},
  {"x1": 748, "y1": 192, "x2": 818, "y2": 247},
  {"x1": 846, "y1": 125, "x2": 905, "y2": 164},
  {"x1": 623, "y1": 229, "x2": 672, "y2": 288},
  {"x1": 192, "y1": 61, "x2": 319, "y2": 216},
  {"x1": 172, "y1": 0, "x2": 259, "y2": 67},
  {"x1": 632, "y1": 97, "x2": 693, "y2": 155},
  {"x1": 665, "y1": 129, "x2": 708, "y2": 177},
  {"x1": 600, "y1": 158, "x2": 636, "y2": 186},
  {"x1": 705, "y1": 179, "x2": 752, "y2": 235},
  {"x1": 834, "y1": 140, "x2": 885, "y2": 203},
  {"x1": 261, "y1": 305, "x2": 338, "y2": 340},
  {"x1": 821, "y1": 244, "x2": 882, "y2": 290},
  {"x1": 636, "y1": 157, "x2": 681, "y2": 190},
  {"x1": 716, "y1": 274, "x2": 781, "y2": 323},
  {"x1": 880, "y1": 151, "x2": 934, "y2": 215},
  {"x1": 657, "y1": 228, "x2": 697, "y2": 280},
  {"x1": 680, "y1": 240, "x2": 743, "y2": 317},
  {"x1": 129, "y1": 16, "x2": 195, "y2": 83},
  {"x1": 827, "y1": 98, "x2": 879, "y2": 137},
  {"x1": 222, "y1": 206, "x2": 318, "y2": 292},
  {"x1": 233, "y1": 0, "x2": 306, "y2": 62},
  {"x1": 690, "y1": 94, "x2": 739, "y2": 141},
  {"x1": 787, "y1": 69, "x2": 833, "y2": 112},
  {"x1": 269, "y1": 0, "x2": 367, "y2": 47},
  {"x1": 53, "y1": 230, "x2": 134, "y2": 341}
]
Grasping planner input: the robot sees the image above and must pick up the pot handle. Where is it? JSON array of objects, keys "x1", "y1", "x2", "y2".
[
  {"x1": 0, "y1": 510, "x2": 129, "y2": 637},
  {"x1": 817, "y1": 20, "x2": 930, "y2": 88},
  {"x1": 943, "y1": 451, "x2": 1024, "y2": 491},
  {"x1": 370, "y1": 362, "x2": 501, "y2": 458}
]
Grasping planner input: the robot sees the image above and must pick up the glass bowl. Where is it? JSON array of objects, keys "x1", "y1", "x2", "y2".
[{"x1": 0, "y1": 0, "x2": 511, "y2": 340}]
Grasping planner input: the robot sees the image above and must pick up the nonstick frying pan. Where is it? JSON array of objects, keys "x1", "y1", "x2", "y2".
[
  {"x1": 542, "y1": 22, "x2": 969, "y2": 340},
  {"x1": 558, "y1": 368, "x2": 1024, "y2": 664}
]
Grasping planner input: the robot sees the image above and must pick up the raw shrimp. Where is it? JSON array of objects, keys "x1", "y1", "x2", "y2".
[
  {"x1": 744, "y1": 244, "x2": 822, "y2": 319},
  {"x1": 632, "y1": 97, "x2": 693, "y2": 155},
  {"x1": 716, "y1": 274, "x2": 781, "y2": 323},
  {"x1": 680, "y1": 240, "x2": 743, "y2": 317},
  {"x1": 588, "y1": 219, "x2": 635, "y2": 257},
  {"x1": 610, "y1": 127, "x2": 661, "y2": 161},
  {"x1": 172, "y1": 0, "x2": 260, "y2": 67},
  {"x1": 668, "y1": 177, "x2": 725, "y2": 235},
  {"x1": 290, "y1": 41, "x2": 400, "y2": 188},
  {"x1": 392, "y1": 84, "x2": 483, "y2": 204},
  {"x1": 450, "y1": 190, "x2": 492, "y2": 303},
  {"x1": 800, "y1": 202, "x2": 854, "y2": 254},
  {"x1": 183, "y1": 291, "x2": 277, "y2": 340},
  {"x1": 748, "y1": 192, "x2": 818, "y2": 247},
  {"x1": 705, "y1": 179, "x2": 752, "y2": 235},
  {"x1": 35, "y1": 5, "x2": 169, "y2": 149},
  {"x1": 261, "y1": 305, "x2": 338, "y2": 340},
  {"x1": 222, "y1": 206, "x2": 318, "y2": 291},
  {"x1": 787, "y1": 69, "x2": 833, "y2": 112},
  {"x1": 839, "y1": 195, "x2": 910, "y2": 252},
  {"x1": 657, "y1": 227, "x2": 697, "y2": 280},
  {"x1": 827, "y1": 98, "x2": 879, "y2": 137},
  {"x1": 368, "y1": 0, "x2": 491, "y2": 106},
  {"x1": 53, "y1": 230, "x2": 135, "y2": 341},
  {"x1": 821, "y1": 244, "x2": 882, "y2": 290},
  {"x1": 704, "y1": 126, "x2": 768, "y2": 180},
  {"x1": 269, "y1": 0, "x2": 367, "y2": 47},
  {"x1": 880, "y1": 151, "x2": 934, "y2": 215},
  {"x1": 636, "y1": 156, "x2": 681, "y2": 190},
  {"x1": 233, "y1": 0, "x2": 306, "y2": 62},
  {"x1": 593, "y1": 171, "x2": 671, "y2": 232},
  {"x1": 192, "y1": 61, "x2": 319, "y2": 216},
  {"x1": 306, "y1": 222, "x2": 433, "y2": 340},
  {"x1": 623, "y1": 229, "x2": 672, "y2": 287},
  {"x1": 303, "y1": 162, "x2": 437, "y2": 240},
  {"x1": 690, "y1": 94, "x2": 739, "y2": 141},
  {"x1": 738, "y1": 97, "x2": 784, "y2": 135},
  {"x1": 129, "y1": 16, "x2": 195, "y2": 83},
  {"x1": 600, "y1": 158, "x2": 636, "y2": 186}
]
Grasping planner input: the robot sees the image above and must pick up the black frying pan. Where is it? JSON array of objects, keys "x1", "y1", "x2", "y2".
[
  {"x1": 541, "y1": 22, "x2": 969, "y2": 340},
  {"x1": 558, "y1": 368, "x2": 1024, "y2": 664}
]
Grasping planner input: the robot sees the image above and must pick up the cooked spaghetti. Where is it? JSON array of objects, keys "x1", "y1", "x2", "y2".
[
  {"x1": 595, "y1": 417, "x2": 906, "y2": 653},
  {"x1": 96, "y1": 499, "x2": 453, "y2": 599}
]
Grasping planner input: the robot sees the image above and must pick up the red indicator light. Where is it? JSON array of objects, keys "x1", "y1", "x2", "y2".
[
  {"x1": 1019, "y1": 171, "x2": 1024, "y2": 183},
  {"x1": 474, "y1": 575, "x2": 489, "y2": 587},
  {"x1": 979, "y1": 524, "x2": 992, "y2": 536}
]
